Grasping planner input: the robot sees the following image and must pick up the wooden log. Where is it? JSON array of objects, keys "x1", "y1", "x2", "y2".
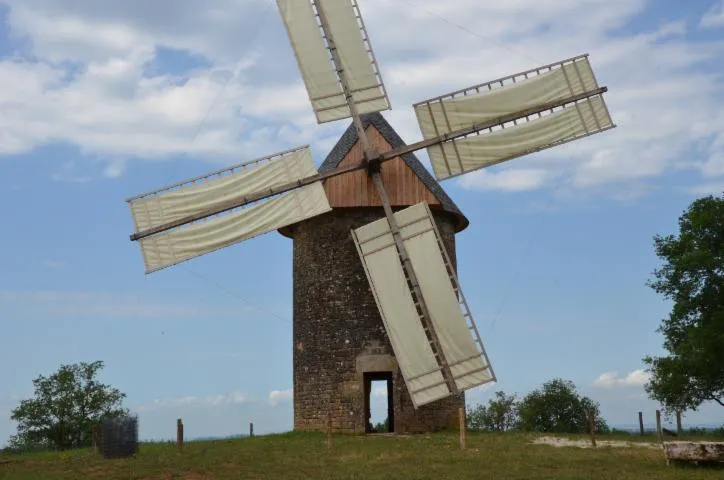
[{"x1": 664, "y1": 442, "x2": 724, "y2": 464}]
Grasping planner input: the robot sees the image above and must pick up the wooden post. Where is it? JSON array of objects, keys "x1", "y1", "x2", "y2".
[
  {"x1": 327, "y1": 412, "x2": 332, "y2": 451},
  {"x1": 587, "y1": 410, "x2": 597, "y2": 447},
  {"x1": 655, "y1": 410, "x2": 662, "y2": 444},
  {"x1": 676, "y1": 410, "x2": 683, "y2": 436},
  {"x1": 638, "y1": 411, "x2": 644, "y2": 436},
  {"x1": 177, "y1": 419, "x2": 184, "y2": 452},
  {"x1": 249, "y1": 422, "x2": 254, "y2": 438},
  {"x1": 92, "y1": 424, "x2": 100, "y2": 454},
  {"x1": 459, "y1": 407, "x2": 466, "y2": 451}
]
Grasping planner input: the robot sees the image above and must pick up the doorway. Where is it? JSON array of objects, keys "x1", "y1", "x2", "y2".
[{"x1": 364, "y1": 372, "x2": 394, "y2": 433}]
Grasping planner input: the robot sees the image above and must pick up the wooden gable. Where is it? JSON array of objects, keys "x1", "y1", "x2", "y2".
[{"x1": 323, "y1": 125, "x2": 442, "y2": 208}]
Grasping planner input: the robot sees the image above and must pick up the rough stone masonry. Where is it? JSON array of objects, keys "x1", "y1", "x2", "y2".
[{"x1": 289, "y1": 207, "x2": 464, "y2": 434}]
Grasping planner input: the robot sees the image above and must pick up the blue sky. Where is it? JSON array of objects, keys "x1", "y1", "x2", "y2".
[{"x1": 1, "y1": 0, "x2": 724, "y2": 444}]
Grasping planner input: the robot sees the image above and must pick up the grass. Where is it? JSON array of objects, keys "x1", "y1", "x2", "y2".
[{"x1": 1, "y1": 431, "x2": 722, "y2": 479}]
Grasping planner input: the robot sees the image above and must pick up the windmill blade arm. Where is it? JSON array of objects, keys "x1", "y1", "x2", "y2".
[
  {"x1": 130, "y1": 161, "x2": 365, "y2": 242},
  {"x1": 380, "y1": 86, "x2": 609, "y2": 163}
]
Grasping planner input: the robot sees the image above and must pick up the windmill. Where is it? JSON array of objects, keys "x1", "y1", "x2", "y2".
[{"x1": 126, "y1": 0, "x2": 615, "y2": 433}]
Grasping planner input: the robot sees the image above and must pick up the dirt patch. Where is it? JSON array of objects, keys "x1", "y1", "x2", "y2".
[
  {"x1": 85, "y1": 466, "x2": 113, "y2": 478},
  {"x1": 531, "y1": 436, "x2": 661, "y2": 449}
]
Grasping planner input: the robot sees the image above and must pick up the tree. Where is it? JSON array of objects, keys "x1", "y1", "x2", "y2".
[
  {"x1": 372, "y1": 417, "x2": 389, "y2": 433},
  {"x1": 644, "y1": 194, "x2": 724, "y2": 413},
  {"x1": 9, "y1": 361, "x2": 128, "y2": 450},
  {"x1": 467, "y1": 391, "x2": 518, "y2": 432},
  {"x1": 517, "y1": 379, "x2": 608, "y2": 433}
]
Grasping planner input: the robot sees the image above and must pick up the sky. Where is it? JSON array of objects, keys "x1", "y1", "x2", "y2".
[{"x1": 1, "y1": 0, "x2": 724, "y2": 445}]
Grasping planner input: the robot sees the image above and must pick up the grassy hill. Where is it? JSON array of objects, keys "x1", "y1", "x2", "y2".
[{"x1": 1, "y1": 431, "x2": 722, "y2": 479}]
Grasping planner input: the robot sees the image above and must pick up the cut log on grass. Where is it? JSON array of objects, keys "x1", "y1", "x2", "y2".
[{"x1": 663, "y1": 441, "x2": 724, "y2": 465}]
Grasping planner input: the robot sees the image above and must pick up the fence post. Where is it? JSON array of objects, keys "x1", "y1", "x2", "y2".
[
  {"x1": 92, "y1": 424, "x2": 100, "y2": 454},
  {"x1": 588, "y1": 410, "x2": 597, "y2": 447},
  {"x1": 177, "y1": 419, "x2": 184, "y2": 452},
  {"x1": 655, "y1": 410, "x2": 662, "y2": 444},
  {"x1": 249, "y1": 422, "x2": 254, "y2": 438},
  {"x1": 459, "y1": 407, "x2": 467, "y2": 451},
  {"x1": 638, "y1": 411, "x2": 644, "y2": 436},
  {"x1": 676, "y1": 410, "x2": 683, "y2": 436},
  {"x1": 327, "y1": 412, "x2": 332, "y2": 451}
]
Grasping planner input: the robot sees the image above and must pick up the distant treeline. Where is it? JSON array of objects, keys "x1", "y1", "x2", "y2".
[{"x1": 465, "y1": 378, "x2": 723, "y2": 436}]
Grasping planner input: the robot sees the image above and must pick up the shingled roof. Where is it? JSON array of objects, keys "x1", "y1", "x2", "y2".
[{"x1": 319, "y1": 112, "x2": 469, "y2": 232}]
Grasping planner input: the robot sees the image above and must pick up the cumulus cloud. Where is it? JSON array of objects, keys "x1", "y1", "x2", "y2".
[
  {"x1": 0, "y1": 0, "x2": 720, "y2": 196},
  {"x1": 269, "y1": 388, "x2": 293, "y2": 407},
  {"x1": 700, "y1": 1, "x2": 724, "y2": 29},
  {"x1": 593, "y1": 369, "x2": 651, "y2": 388}
]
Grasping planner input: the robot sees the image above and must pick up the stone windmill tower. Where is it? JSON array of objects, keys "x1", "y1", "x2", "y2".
[
  {"x1": 279, "y1": 113, "x2": 469, "y2": 433},
  {"x1": 125, "y1": 0, "x2": 615, "y2": 436}
]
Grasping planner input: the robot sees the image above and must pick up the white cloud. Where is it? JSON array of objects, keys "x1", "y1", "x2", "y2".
[
  {"x1": 372, "y1": 386, "x2": 388, "y2": 398},
  {"x1": 269, "y1": 388, "x2": 293, "y2": 407},
  {"x1": 0, "y1": 0, "x2": 720, "y2": 197},
  {"x1": 103, "y1": 158, "x2": 127, "y2": 179},
  {"x1": 50, "y1": 161, "x2": 91, "y2": 184},
  {"x1": 136, "y1": 390, "x2": 246, "y2": 412},
  {"x1": 593, "y1": 369, "x2": 651, "y2": 388},
  {"x1": 459, "y1": 168, "x2": 553, "y2": 192},
  {"x1": 701, "y1": 1, "x2": 724, "y2": 29}
]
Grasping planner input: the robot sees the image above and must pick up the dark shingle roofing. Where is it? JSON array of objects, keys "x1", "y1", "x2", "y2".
[{"x1": 319, "y1": 112, "x2": 469, "y2": 232}]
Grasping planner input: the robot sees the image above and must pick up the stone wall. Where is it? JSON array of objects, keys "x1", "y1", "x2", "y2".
[{"x1": 291, "y1": 207, "x2": 465, "y2": 433}]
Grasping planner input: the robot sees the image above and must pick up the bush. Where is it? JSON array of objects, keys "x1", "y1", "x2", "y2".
[
  {"x1": 517, "y1": 379, "x2": 609, "y2": 434},
  {"x1": 467, "y1": 391, "x2": 518, "y2": 432}
]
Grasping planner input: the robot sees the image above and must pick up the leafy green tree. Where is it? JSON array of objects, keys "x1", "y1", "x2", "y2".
[
  {"x1": 517, "y1": 379, "x2": 608, "y2": 433},
  {"x1": 9, "y1": 361, "x2": 128, "y2": 450},
  {"x1": 644, "y1": 194, "x2": 724, "y2": 413},
  {"x1": 467, "y1": 391, "x2": 519, "y2": 431},
  {"x1": 372, "y1": 418, "x2": 389, "y2": 433}
]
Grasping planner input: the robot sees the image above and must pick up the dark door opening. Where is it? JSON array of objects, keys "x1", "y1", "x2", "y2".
[{"x1": 364, "y1": 372, "x2": 394, "y2": 433}]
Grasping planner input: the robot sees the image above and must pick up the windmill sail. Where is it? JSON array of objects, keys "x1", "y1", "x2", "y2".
[
  {"x1": 427, "y1": 96, "x2": 613, "y2": 180},
  {"x1": 277, "y1": 0, "x2": 390, "y2": 123},
  {"x1": 353, "y1": 217, "x2": 451, "y2": 407},
  {"x1": 352, "y1": 202, "x2": 495, "y2": 407},
  {"x1": 413, "y1": 55, "x2": 614, "y2": 180},
  {"x1": 128, "y1": 147, "x2": 332, "y2": 273}
]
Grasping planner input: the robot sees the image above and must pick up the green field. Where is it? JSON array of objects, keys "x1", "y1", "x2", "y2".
[{"x1": 1, "y1": 432, "x2": 722, "y2": 480}]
